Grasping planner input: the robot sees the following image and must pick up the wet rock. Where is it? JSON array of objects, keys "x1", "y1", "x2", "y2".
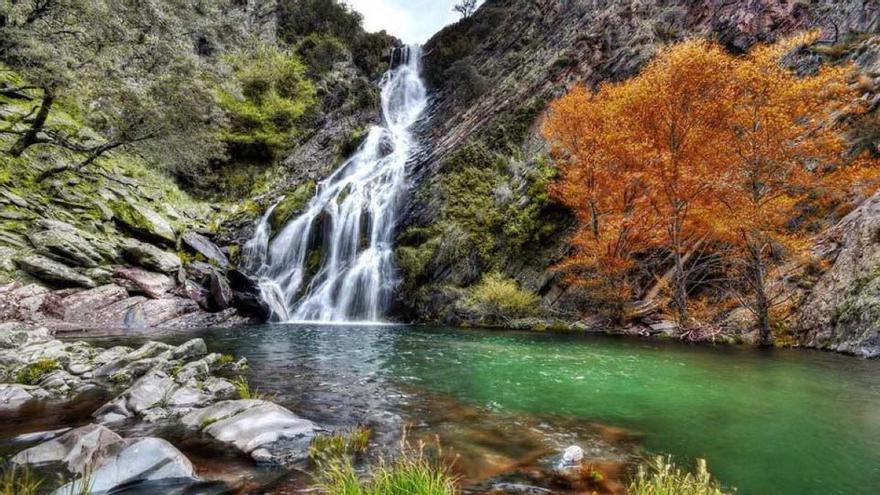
[
  {"x1": 111, "y1": 201, "x2": 177, "y2": 245},
  {"x1": 113, "y1": 267, "x2": 175, "y2": 299},
  {"x1": 121, "y1": 238, "x2": 182, "y2": 273},
  {"x1": 53, "y1": 437, "x2": 199, "y2": 495},
  {"x1": 11, "y1": 424, "x2": 123, "y2": 474},
  {"x1": 179, "y1": 279, "x2": 210, "y2": 309},
  {"x1": 172, "y1": 338, "x2": 208, "y2": 360},
  {"x1": 209, "y1": 269, "x2": 233, "y2": 310},
  {"x1": 141, "y1": 297, "x2": 200, "y2": 326},
  {"x1": 182, "y1": 231, "x2": 229, "y2": 267},
  {"x1": 0, "y1": 323, "x2": 53, "y2": 349},
  {"x1": 228, "y1": 269, "x2": 269, "y2": 318},
  {"x1": 14, "y1": 254, "x2": 95, "y2": 288},
  {"x1": 7, "y1": 427, "x2": 71, "y2": 445},
  {"x1": 181, "y1": 400, "x2": 324, "y2": 464},
  {"x1": 0, "y1": 383, "x2": 49, "y2": 410}
]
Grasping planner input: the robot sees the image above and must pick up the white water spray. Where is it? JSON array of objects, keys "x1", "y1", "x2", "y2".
[{"x1": 244, "y1": 45, "x2": 427, "y2": 322}]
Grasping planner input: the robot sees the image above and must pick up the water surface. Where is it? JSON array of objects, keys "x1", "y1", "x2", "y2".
[{"x1": 84, "y1": 324, "x2": 880, "y2": 494}]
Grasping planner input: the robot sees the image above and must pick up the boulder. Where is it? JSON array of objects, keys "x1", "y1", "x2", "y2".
[
  {"x1": 0, "y1": 284, "x2": 50, "y2": 320},
  {"x1": 40, "y1": 284, "x2": 128, "y2": 321},
  {"x1": 11, "y1": 424, "x2": 123, "y2": 474},
  {"x1": 0, "y1": 383, "x2": 49, "y2": 410},
  {"x1": 28, "y1": 226, "x2": 104, "y2": 268},
  {"x1": 228, "y1": 269, "x2": 269, "y2": 318},
  {"x1": 181, "y1": 400, "x2": 323, "y2": 464},
  {"x1": 209, "y1": 270, "x2": 233, "y2": 310},
  {"x1": 141, "y1": 298, "x2": 200, "y2": 327},
  {"x1": 53, "y1": 437, "x2": 199, "y2": 495},
  {"x1": 110, "y1": 201, "x2": 177, "y2": 244},
  {"x1": 113, "y1": 267, "x2": 175, "y2": 299},
  {"x1": 121, "y1": 238, "x2": 182, "y2": 273},
  {"x1": 14, "y1": 254, "x2": 95, "y2": 288},
  {"x1": 182, "y1": 232, "x2": 229, "y2": 267}
]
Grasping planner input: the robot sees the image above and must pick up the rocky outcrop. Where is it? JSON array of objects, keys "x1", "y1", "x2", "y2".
[
  {"x1": 798, "y1": 192, "x2": 880, "y2": 357},
  {"x1": 110, "y1": 200, "x2": 178, "y2": 245},
  {"x1": 14, "y1": 255, "x2": 96, "y2": 288},
  {"x1": 181, "y1": 399, "x2": 324, "y2": 464},
  {"x1": 120, "y1": 238, "x2": 182, "y2": 273},
  {"x1": 182, "y1": 231, "x2": 229, "y2": 267}
]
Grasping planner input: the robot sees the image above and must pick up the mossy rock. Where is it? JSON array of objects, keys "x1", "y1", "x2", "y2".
[
  {"x1": 269, "y1": 181, "x2": 316, "y2": 232},
  {"x1": 110, "y1": 200, "x2": 177, "y2": 245}
]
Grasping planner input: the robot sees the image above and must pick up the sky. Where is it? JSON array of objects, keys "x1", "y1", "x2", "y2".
[{"x1": 345, "y1": 0, "x2": 484, "y2": 44}]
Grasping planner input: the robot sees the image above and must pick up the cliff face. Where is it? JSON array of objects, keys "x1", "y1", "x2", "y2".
[{"x1": 394, "y1": 0, "x2": 880, "y2": 346}]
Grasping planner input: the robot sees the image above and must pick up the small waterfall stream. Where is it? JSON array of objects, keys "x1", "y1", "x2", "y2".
[{"x1": 244, "y1": 45, "x2": 427, "y2": 322}]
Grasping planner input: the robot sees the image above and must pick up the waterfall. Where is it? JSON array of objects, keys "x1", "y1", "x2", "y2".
[{"x1": 244, "y1": 45, "x2": 427, "y2": 323}]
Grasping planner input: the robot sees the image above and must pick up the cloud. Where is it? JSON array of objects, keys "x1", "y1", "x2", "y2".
[{"x1": 345, "y1": 0, "x2": 476, "y2": 44}]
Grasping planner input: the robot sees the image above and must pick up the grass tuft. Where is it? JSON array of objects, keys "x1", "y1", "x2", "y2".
[
  {"x1": 0, "y1": 465, "x2": 43, "y2": 495},
  {"x1": 16, "y1": 358, "x2": 61, "y2": 385},
  {"x1": 309, "y1": 426, "x2": 372, "y2": 463},
  {"x1": 628, "y1": 456, "x2": 733, "y2": 495},
  {"x1": 233, "y1": 375, "x2": 266, "y2": 400}
]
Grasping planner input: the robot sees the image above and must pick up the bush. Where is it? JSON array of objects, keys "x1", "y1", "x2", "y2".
[
  {"x1": 314, "y1": 438, "x2": 459, "y2": 495},
  {"x1": 628, "y1": 456, "x2": 732, "y2": 495},
  {"x1": 443, "y1": 60, "x2": 487, "y2": 103},
  {"x1": 216, "y1": 43, "x2": 317, "y2": 161},
  {"x1": 465, "y1": 272, "x2": 540, "y2": 322},
  {"x1": 297, "y1": 33, "x2": 348, "y2": 74},
  {"x1": 16, "y1": 358, "x2": 60, "y2": 385}
]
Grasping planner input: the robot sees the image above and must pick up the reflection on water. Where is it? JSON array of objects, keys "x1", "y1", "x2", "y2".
[{"x1": 12, "y1": 324, "x2": 880, "y2": 494}]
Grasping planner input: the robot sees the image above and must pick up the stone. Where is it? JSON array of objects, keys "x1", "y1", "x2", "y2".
[
  {"x1": 171, "y1": 338, "x2": 207, "y2": 360},
  {"x1": 40, "y1": 284, "x2": 128, "y2": 321},
  {"x1": 209, "y1": 269, "x2": 233, "y2": 310},
  {"x1": 228, "y1": 269, "x2": 269, "y2": 318},
  {"x1": 562, "y1": 445, "x2": 584, "y2": 464},
  {"x1": 123, "y1": 370, "x2": 176, "y2": 414},
  {"x1": 141, "y1": 298, "x2": 200, "y2": 327},
  {"x1": 179, "y1": 279, "x2": 210, "y2": 309},
  {"x1": 11, "y1": 424, "x2": 123, "y2": 474},
  {"x1": 83, "y1": 267, "x2": 113, "y2": 284},
  {"x1": 121, "y1": 238, "x2": 182, "y2": 273},
  {"x1": 186, "y1": 261, "x2": 215, "y2": 282},
  {"x1": 110, "y1": 200, "x2": 177, "y2": 244},
  {"x1": 113, "y1": 267, "x2": 175, "y2": 299},
  {"x1": 182, "y1": 231, "x2": 229, "y2": 267},
  {"x1": 162, "y1": 308, "x2": 247, "y2": 329},
  {"x1": 53, "y1": 437, "x2": 199, "y2": 495},
  {"x1": 7, "y1": 427, "x2": 71, "y2": 445},
  {"x1": 648, "y1": 320, "x2": 679, "y2": 336},
  {"x1": 0, "y1": 383, "x2": 47, "y2": 410},
  {"x1": 181, "y1": 400, "x2": 323, "y2": 464},
  {"x1": 27, "y1": 224, "x2": 105, "y2": 268},
  {"x1": 14, "y1": 254, "x2": 95, "y2": 288}
]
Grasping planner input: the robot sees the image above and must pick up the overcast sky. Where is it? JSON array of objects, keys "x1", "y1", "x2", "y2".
[{"x1": 345, "y1": 0, "x2": 484, "y2": 44}]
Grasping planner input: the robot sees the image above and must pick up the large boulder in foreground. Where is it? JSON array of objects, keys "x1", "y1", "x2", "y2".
[
  {"x1": 181, "y1": 400, "x2": 324, "y2": 464},
  {"x1": 53, "y1": 437, "x2": 199, "y2": 495},
  {"x1": 12, "y1": 424, "x2": 122, "y2": 474}
]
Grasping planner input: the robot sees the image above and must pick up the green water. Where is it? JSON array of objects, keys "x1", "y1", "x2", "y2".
[{"x1": 93, "y1": 324, "x2": 880, "y2": 494}]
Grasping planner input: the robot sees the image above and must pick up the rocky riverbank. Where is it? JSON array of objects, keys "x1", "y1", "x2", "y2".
[{"x1": 0, "y1": 322, "x2": 325, "y2": 493}]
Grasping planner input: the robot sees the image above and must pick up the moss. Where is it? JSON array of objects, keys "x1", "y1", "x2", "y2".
[
  {"x1": 269, "y1": 181, "x2": 316, "y2": 232},
  {"x1": 16, "y1": 358, "x2": 61, "y2": 385}
]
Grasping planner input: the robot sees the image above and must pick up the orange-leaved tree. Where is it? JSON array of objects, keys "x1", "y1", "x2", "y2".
[
  {"x1": 715, "y1": 31, "x2": 873, "y2": 345},
  {"x1": 544, "y1": 84, "x2": 657, "y2": 320},
  {"x1": 616, "y1": 39, "x2": 736, "y2": 325}
]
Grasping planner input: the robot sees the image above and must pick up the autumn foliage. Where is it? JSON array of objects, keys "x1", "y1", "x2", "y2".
[{"x1": 544, "y1": 33, "x2": 877, "y2": 342}]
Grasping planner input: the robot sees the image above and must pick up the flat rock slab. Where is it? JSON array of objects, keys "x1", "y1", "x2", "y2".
[
  {"x1": 182, "y1": 232, "x2": 228, "y2": 267},
  {"x1": 182, "y1": 400, "x2": 323, "y2": 464},
  {"x1": 114, "y1": 267, "x2": 175, "y2": 299},
  {"x1": 14, "y1": 254, "x2": 95, "y2": 288}
]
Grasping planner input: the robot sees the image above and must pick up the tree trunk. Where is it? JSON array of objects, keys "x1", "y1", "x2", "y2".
[
  {"x1": 671, "y1": 214, "x2": 689, "y2": 326},
  {"x1": 9, "y1": 89, "x2": 53, "y2": 157},
  {"x1": 749, "y1": 243, "x2": 772, "y2": 346}
]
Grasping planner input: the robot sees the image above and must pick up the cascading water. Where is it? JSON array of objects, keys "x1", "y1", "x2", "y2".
[{"x1": 244, "y1": 45, "x2": 427, "y2": 323}]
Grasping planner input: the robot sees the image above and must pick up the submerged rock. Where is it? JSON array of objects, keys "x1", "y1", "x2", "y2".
[{"x1": 181, "y1": 399, "x2": 324, "y2": 464}]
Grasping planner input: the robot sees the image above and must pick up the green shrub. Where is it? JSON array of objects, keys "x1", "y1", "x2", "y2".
[
  {"x1": 628, "y1": 456, "x2": 733, "y2": 495},
  {"x1": 309, "y1": 426, "x2": 371, "y2": 463},
  {"x1": 314, "y1": 439, "x2": 458, "y2": 495},
  {"x1": 217, "y1": 43, "x2": 317, "y2": 160},
  {"x1": 297, "y1": 34, "x2": 348, "y2": 74},
  {"x1": 465, "y1": 272, "x2": 539, "y2": 322},
  {"x1": 16, "y1": 358, "x2": 61, "y2": 385}
]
